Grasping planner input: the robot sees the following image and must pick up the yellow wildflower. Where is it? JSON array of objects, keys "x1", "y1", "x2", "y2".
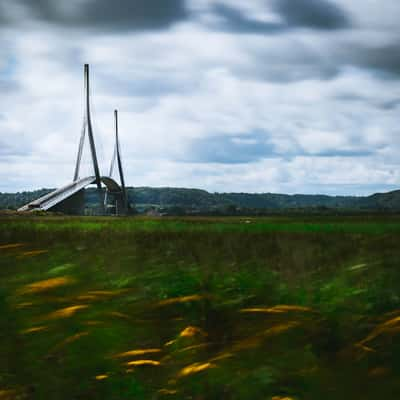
[
  {"x1": 46, "y1": 305, "x2": 88, "y2": 320},
  {"x1": 95, "y1": 375, "x2": 108, "y2": 380},
  {"x1": 178, "y1": 362, "x2": 215, "y2": 377},
  {"x1": 115, "y1": 348, "x2": 161, "y2": 358},
  {"x1": 19, "y1": 276, "x2": 75, "y2": 295},
  {"x1": 125, "y1": 360, "x2": 161, "y2": 367}
]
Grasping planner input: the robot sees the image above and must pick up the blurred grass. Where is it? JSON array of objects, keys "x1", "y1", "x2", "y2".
[
  {"x1": 3, "y1": 215, "x2": 400, "y2": 236},
  {"x1": 0, "y1": 215, "x2": 400, "y2": 399}
]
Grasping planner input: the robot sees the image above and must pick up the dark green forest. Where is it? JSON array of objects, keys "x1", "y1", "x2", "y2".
[{"x1": 2, "y1": 187, "x2": 400, "y2": 215}]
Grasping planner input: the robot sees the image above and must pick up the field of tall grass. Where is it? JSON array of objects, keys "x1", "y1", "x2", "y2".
[{"x1": 0, "y1": 215, "x2": 400, "y2": 399}]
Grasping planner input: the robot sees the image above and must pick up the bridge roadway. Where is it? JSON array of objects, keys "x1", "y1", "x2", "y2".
[{"x1": 18, "y1": 176, "x2": 123, "y2": 212}]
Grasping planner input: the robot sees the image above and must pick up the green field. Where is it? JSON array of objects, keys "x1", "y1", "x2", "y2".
[{"x1": 1, "y1": 216, "x2": 400, "y2": 399}]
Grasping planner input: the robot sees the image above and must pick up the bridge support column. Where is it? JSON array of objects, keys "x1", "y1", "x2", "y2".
[{"x1": 50, "y1": 189, "x2": 85, "y2": 215}]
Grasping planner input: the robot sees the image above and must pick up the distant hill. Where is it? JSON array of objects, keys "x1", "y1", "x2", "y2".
[
  {"x1": 2, "y1": 186, "x2": 400, "y2": 215},
  {"x1": 129, "y1": 187, "x2": 400, "y2": 214},
  {"x1": 0, "y1": 189, "x2": 52, "y2": 211}
]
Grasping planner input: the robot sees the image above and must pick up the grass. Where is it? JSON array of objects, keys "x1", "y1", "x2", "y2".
[
  {"x1": 3, "y1": 215, "x2": 400, "y2": 235},
  {"x1": 0, "y1": 215, "x2": 400, "y2": 399}
]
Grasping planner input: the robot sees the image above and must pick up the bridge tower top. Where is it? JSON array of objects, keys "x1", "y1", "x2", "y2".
[{"x1": 74, "y1": 64, "x2": 101, "y2": 189}]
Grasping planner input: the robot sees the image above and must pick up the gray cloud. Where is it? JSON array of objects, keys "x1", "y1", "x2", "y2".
[
  {"x1": 273, "y1": 0, "x2": 350, "y2": 30},
  {"x1": 236, "y1": 34, "x2": 400, "y2": 84},
  {"x1": 211, "y1": 3, "x2": 282, "y2": 34},
  {"x1": 11, "y1": 0, "x2": 188, "y2": 30},
  {"x1": 97, "y1": 71, "x2": 197, "y2": 98},
  {"x1": 211, "y1": 0, "x2": 350, "y2": 34},
  {"x1": 341, "y1": 43, "x2": 400, "y2": 77},
  {"x1": 242, "y1": 40, "x2": 339, "y2": 83},
  {"x1": 380, "y1": 98, "x2": 400, "y2": 110}
]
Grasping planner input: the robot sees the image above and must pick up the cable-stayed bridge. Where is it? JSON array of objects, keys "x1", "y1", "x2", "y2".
[{"x1": 18, "y1": 65, "x2": 128, "y2": 215}]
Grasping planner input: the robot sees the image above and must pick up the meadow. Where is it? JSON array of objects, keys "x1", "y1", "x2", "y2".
[{"x1": 0, "y1": 215, "x2": 400, "y2": 399}]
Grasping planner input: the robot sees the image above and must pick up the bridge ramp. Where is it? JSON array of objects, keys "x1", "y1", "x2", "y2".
[{"x1": 18, "y1": 176, "x2": 96, "y2": 212}]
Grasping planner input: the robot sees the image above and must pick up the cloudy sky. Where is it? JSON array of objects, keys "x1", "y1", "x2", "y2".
[{"x1": 0, "y1": 0, "x2": 399, "y2": 195}]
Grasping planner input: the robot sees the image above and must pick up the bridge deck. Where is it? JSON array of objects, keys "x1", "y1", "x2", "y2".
[{"x1": 18, "y1": 176, "x2": 122, "y2": 212}]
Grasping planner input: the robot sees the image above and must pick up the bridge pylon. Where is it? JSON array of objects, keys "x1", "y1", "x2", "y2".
[
  {"x1": 104, "y1": 109, "x2": 128, "y2": 215},
  {"x1": 18, "y1": 65, "x2": 129, "y2": 215},
  {"x1": 105, "y1": 110, "x2": 128, "y2": 213},
  {"x1": 74, "y1": 64, "x2": 102, "y2": 189}
]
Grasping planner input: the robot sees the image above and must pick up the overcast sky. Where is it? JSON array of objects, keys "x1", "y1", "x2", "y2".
[{"x1": 0, "y1": 0, "x2": 399, "y2": 195}]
